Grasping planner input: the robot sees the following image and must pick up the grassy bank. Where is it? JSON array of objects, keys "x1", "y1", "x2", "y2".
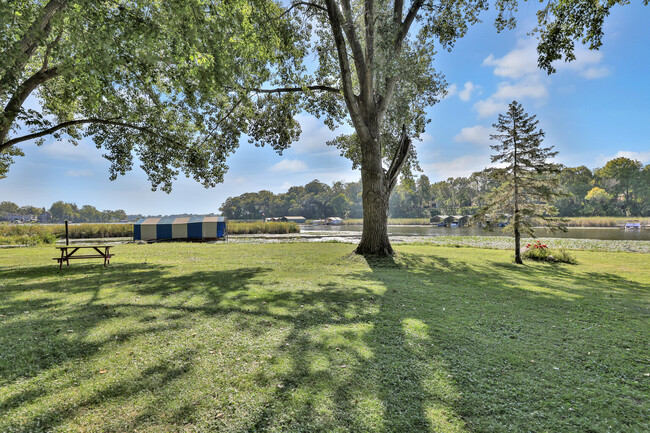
[
  {"x1": 565, "y1": 216, "x2": 650, "y2": 227},
  {"x1": 1, "y1": 243, "x2": 648, "y2": 432},
  {"x1": 0, "y1": 222, "x2": 299, "y2": 244}
]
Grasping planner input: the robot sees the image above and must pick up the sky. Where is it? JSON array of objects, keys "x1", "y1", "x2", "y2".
[{"x1": 2, "y1": 3, "x2": 649, "y2": 215}]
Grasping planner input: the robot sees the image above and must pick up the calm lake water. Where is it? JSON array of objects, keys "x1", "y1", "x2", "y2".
[{"x1": 300, "y1": 225, "x2": 650, "y2": 241}]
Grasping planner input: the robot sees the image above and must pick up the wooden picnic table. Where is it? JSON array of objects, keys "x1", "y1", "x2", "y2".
[{"x1": 54, "y1": 245, "x2": 114, "y2": 269}]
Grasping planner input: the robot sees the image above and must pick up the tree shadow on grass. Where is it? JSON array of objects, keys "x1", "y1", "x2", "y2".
[
  {"x1": 0, "y1": 262, "x2": 274, "y2": 432},
  {"x1": 354, "y1": 251, "x2": 649, "y2": 432},
  {"x1": 1, "y1": 248, "x2": 648, "y2": 432}
]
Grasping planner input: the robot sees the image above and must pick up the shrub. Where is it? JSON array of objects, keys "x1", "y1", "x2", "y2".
[{"x1": 523, "y1": 241, "x2": 576, "y2": 264}]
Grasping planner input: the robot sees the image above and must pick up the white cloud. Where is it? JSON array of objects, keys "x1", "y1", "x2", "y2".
[
  {"x1": 454, "y1": 125, "x2": 494, "y2": 147},
  {"x1": 40, "y1": 139, "x2": 103, "y2": 163},
  {"x1": 419, "y1": 132, "x2": 435, "y2": 144},
  {"x1": 269, "y1": 159, "x2": 308, "y2": 172},
  {"x1": 581, "y1": 66, "x2": 610, "y2": 79},
  {"x1": 473, "y1": 98, "x2": 508, "y2": 118},
  {"x1": 293, "y1": 114, "x2": 346, "y2": 155},
  {"x1": 476, "y1": 38, "x2": 610, "y2": 119},
  {"x1": 459, "y1": 82, "x2": 478, "y2": 101},
  {"x1": 65, "y1": 169, "x2": 94, "y2": 177},
  {"x1": 423, "y1": 154, "x2": 492, "y2": 180},
  {"x1": 555, "y1": 47, "x2": 609, "y2": 79},
  {"x1": 443, "y1": 83, "x2": 458, "y2": 100},
  {"x1": 598, "y1": 150, "x2": 650, "y2": 165},
  {"x1": 492, "y1": 75, "x2": 548, "y2": 101},
  {"x1": 483, "y1": 39, "x2": 539, "y2": 79}
]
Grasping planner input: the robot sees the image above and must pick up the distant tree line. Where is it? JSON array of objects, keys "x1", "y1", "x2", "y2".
[
  {"x1": 0, "y1": 201, "x2": 128, "y2": 223},
  {"x1": 220, "y1": 157, "x2": 650, "y2": 220}
]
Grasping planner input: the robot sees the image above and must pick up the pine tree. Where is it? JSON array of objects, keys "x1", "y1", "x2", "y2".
[{"x1": 483, "y1": 101, "x2": 566, "y2": 264}]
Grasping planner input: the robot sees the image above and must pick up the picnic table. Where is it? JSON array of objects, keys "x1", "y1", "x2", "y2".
[{"x1": 54, "y1": 245, "x2": 114, "y2": 269}]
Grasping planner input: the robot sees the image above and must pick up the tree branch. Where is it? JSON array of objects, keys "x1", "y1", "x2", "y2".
[
  {"x1": 340, "y1": 0, "x2": 369, "y2": 106},
  {"x1": 0, "y1": 67, "x2": 60, "y2": 146},
  {"x1": 1, "y1": 117, "x2": 179, "y2": 152},
  {"x1": 253, "y1": 85, "x2": 341, "y2": 94},
  {"x1": 0, "y1": 0, "x2": 67, "y2": 99},
  {"x1": 386, "y1": 125, "x2": 411, "y2": 193},
  {"x1": 324, "y1": 0, "x2": 370, "y2": 142},
  {"x1": 395, "y1": 0, "x2": 424, "y2": 52},
  {"x1": 281, "y1": 1, "x2": 328, "y2": 17},
  {"x1": 364, "y1": 0, "x2": 375, "y2": 107}
]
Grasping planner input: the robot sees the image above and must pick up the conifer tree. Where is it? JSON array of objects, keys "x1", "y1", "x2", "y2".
[{"x1": 483, "y1": 101, "x2": 565, "y2": 264}]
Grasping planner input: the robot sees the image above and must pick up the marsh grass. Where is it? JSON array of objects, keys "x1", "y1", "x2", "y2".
[
  {"x1": 565, "y1": 216, "x2": 650, "y2": 227},
  {"x1": 0, "y1": 243, "x2": 647, "y2": 432},
  {"x1": 0, "y1": 222, "x2": 298, "y2": 244},
  {"x1": 228, "y1": 221, "x2": 299, "y2": 234}
]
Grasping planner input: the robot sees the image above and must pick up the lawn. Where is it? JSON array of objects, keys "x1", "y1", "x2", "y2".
[{"x1": 0, "y1": 243, "x2": 648, "y2": 432}]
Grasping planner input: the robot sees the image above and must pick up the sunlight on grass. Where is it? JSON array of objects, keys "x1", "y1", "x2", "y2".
[{"x1": 1, "y1": 243, "x2": 648, "y2": 432}]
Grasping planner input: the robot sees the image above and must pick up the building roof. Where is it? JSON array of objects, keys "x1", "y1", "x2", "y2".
[{"x1": 135, "y1": 216, "x2": 226, "y2": 225}]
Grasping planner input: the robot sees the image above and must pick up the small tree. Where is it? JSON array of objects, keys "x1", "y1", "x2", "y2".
[{"x1": 481, "y1": 101, "x2": 565, "y2": 264}]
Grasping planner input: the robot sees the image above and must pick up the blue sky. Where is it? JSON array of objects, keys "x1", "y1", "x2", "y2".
[{"x1": 2, "y1": 3, "x2": 649, "y2": 215}]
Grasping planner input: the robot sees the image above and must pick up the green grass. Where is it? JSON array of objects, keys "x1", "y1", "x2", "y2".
[{"x1": 0, "y1": 243, "x2": 648, "y2": 432}]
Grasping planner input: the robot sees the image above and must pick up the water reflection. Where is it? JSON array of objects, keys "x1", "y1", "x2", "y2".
[{"x1": 300, "y1": 225, "x2": 650, "y2": 241}]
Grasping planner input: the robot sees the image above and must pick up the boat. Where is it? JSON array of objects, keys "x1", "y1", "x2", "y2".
[
  {"x1": 326, "y1": 217, "x2": 343, "y2": 225},
  {"x1": 311, "y1": 219, "x2": 326, "y2": 225},
  {"x1": 625, "y1": 220, "x2": 641, "y2": 230}
]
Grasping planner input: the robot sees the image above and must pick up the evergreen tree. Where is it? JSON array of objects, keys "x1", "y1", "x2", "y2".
[{"x1": 482, "y1": 101, "x2": 565, "y2": 264}]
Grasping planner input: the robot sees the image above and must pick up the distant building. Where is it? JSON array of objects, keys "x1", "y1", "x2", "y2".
[
  {"x1": 4, "y1": 213, "x2": 35, "y2": 222},
  {"x1": 280, "y1": 216, "x2": 306, "y2": 224},
  {"x1": 326, "y1": 217, "x2": 343, "y2": 225},
  {"x1": 37, "y1": 211, "x2": 52, "y2": 223}
]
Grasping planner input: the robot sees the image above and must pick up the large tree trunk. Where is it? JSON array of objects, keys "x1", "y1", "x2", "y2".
[
  {"x1": 354, "y1": 125, "x2": 411, "y2": 256},
  {"x1": 356, "y1": 162, "x2": 393, "y2": 256}
]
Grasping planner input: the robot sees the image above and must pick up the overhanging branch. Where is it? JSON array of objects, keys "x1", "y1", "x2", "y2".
[
  {"x1": 1, "y1": 117, "x2": 179, "y2": 152},
  {"x1": 253, "y1": 85, "x2": 341, "y2": 94}
]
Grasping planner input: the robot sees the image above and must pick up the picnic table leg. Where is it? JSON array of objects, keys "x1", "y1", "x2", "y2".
[{"x1": 59, "y1": 248, "x2": 64, "y2": 270}]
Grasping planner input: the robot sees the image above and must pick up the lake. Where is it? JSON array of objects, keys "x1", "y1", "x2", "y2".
[{"x1": 300, "y1": 224, "x2": 650, "y2": 241}]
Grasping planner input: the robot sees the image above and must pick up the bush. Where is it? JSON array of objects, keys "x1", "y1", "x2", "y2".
[{"x1": 523, "y1": 241, "x2": 576, "y2": 264}]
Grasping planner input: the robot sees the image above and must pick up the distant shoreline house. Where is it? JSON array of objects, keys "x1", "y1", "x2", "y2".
[
  {"x1": 266, "y1": 216, "x2": 307, "y2": 224},
  {"x1": 281, "y1": 216, "x2": 306, "y2": 224},
  {"x1": 37, "y1": 211, "x2": 52, "y2": 223},
  {"x1": 1, "y1": 213, "x2": 36, "y2": 223}
]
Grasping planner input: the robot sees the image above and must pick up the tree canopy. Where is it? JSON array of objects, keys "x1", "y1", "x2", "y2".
[
  {"x1": 0, "y1": 0, "x2": 301, "y2": 189},
  {"x1": 2, "y1": 0, "x2": 647, "y2": 255}
]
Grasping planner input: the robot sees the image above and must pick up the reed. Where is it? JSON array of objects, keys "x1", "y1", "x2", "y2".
[
  {"x1": 0, "y1": 223, "x2": 133, "y2": 244},
  {"x1": 564, "y1": 217, "x2": 650, "y2": 227},
  {"x1": 228, "y1": 221, "x2": 299, "y2": 234}
]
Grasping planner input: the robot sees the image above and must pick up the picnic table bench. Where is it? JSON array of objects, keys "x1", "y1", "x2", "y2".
[{"x1": 54, "y1": 245, "x2": 114, "y2": 269}]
